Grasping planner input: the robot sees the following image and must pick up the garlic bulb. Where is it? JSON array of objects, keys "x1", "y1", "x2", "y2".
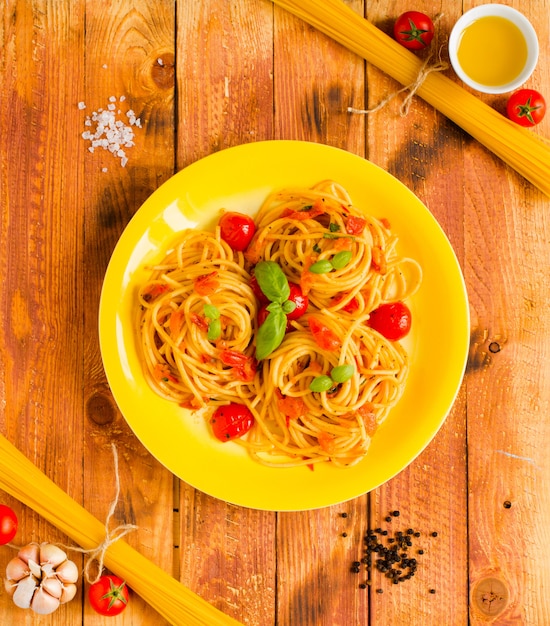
[{"x1": 4, "y1": 542, "x2": 79, "y2": 615}]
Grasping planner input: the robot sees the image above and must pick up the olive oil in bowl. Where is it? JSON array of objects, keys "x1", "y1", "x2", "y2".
[
  {"x1": 448, "y1": 5, "x2": 538, "y2": 94},
  {"x1": 457, "y1": 16, "x2": 527, "y2": 87}
]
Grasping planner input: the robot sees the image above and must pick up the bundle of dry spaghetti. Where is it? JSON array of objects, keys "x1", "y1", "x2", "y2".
[
  {"x1": 270, "y1": 0, "x2": 550, "y2": 198},
  {"x1": 0, "y1": 433, "x2": 241, "y2": 626}
]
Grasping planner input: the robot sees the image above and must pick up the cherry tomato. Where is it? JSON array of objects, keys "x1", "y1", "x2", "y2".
[
  {"x1": 88, "y1": 575, "x2": 129, "y2": 616},
  {"x1": 307, "y1": 316, "x2": 342, "y2": 352},
  {"x1": 332, "y1": 292, "x2": 360, "y2": 314},
  {"x1": 368, "y1": 302, "x2": 412, "y2": 341},
  {"x1": 250, "y1": 274, "x2": 270, "y2": 305},
  {"x1": 219, "y1": 212, "x2": 256, "y2": 251},
  {"x1": 285, "y1": 282, "x2": 309, "y2": 320},
  {"x1": 506, "y1": 89, "x2": 546, "y2": 127},
  {"x1": 210, "y1": 403, "x2": 255, "y2": 441},
  {"x1": 394, "y1": 11, "x2": 434, "y2": 50},
  {"x1": 0, "y1": 504, "x2": 18, "y2": 545}
]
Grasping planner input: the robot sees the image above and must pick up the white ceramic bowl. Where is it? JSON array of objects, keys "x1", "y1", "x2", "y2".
[{"x1": 448, "y1": 4, "x2": 539, "y2": 94}]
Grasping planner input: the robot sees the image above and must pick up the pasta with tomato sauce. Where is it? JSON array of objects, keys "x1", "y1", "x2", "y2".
[{"x1": 137, "y1": 180, "x2": 422, "y2": 468}]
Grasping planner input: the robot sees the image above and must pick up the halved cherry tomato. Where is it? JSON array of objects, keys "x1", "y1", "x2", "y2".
[
  {"x1": 219, "y1": 212, "x2": 256, "y2": 251},
  {"x1": 368, "y1": 302, "x2": 412, "y2": 341},
  {"x1": 210, "y1": 403, "x2": 255, "y2": 441},
  {"x1": 277, "y1": 392, "x2": 308, "y2": 421},
  {"x1": 308, "y1": 316, "x2": 342, "y2": 351},
  {"x1": 141, "y1": 283, "x2": 170, "y2": 302},
  {"x1": 506, "y1": 89, "x2": 546, "y2": 127},
  {"x1": 344, "y1": 215, "x2": 366, "y2": 235},
  {"x1": 332, "y1": 291, "x2": 360, "y2": 314},
  {"x1": 0, "y1": 504, "x2": 17, "y2": 545},
  {"x1": 219, "y1": 349, "x2": 257, "y2": 381},
  {"x1": 394, "y1": 11, "x2": 434, "y2": 50},
  {"x1": 194, "y1": 271, "x2": 219, "y2": 296}
]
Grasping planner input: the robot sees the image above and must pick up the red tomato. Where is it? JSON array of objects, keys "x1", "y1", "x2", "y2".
[
  {"x1": 210, "y1": 403, "x2": 255, "y2": 441},
  {"x1": 506, "y1": 89, "x2": 546, "y2": 127},
  {"x1": 194, "y1": 271, "x2": 219, "y2": 296},
  {"x1": 219, "y1": 349, "x2": 257, "y2": 381},
  {"x1": 285, "y1": 282, "x2": 309, "y2": 320},
  {"x1": 344, "y1": 215, "x2": 366, "y2": 235},
  {"x1": 0, "y1": 504, "x2": 17, "y2": 545},
  {"x1": 307, "y1": 316, "x2": 342, "y2": 351},
  {"x1": 332, "y1": 291, "x2": 360, "y2": 314},
  {"x1": 394, "y1": 11, "x2": 434, "y2": 50},
  {"x1": 88, "y1": 575, "x2": 129, "y2": 616},
  {"x1": 250, "y1": 274, "x2": 270, "y2": 304},
  {"x1": 368, "y1": 302, "x2": 412, "y2": 341},
  {"x1": 219, "y1": 212, "x2": 256, "y2": 251}
]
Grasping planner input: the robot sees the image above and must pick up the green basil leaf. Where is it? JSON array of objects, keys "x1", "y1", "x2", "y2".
[
  {"x1": 254, "y1": 261, "x2": 290, "y2": 303},
  {"x1": 207, "y1": 318, "x2": 221, "y2": 341},
  {"x1": 329, "y1": 222, "x2": 341, "y2": 232},
  {"x1": 282, "y1": 300, "x2": 296, "y2": 314},
  {"x1": 331, "y1": 250, "x2": 353, "y2": 270},
  {"x1": 330, "y1": 363, "x2": 355, "y2": 383},
  {"x1": 203, "y1": 304, "x2": 220, "y2": 320},
  {"x1": 309, "y1": 375, "x2": 334, "y2": 392},
  {"x1": 308, "y1": 259, "x2": 333, "y2": 274},
  {"x1": 313, "y1": 243, "x2": 322, "y2": 254},
  {"x1": 255, "y1": 308, "x2": 287, "y2": 360}
]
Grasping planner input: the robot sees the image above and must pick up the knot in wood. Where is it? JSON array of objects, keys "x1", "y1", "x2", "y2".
[
  {"x1": 152, "y1": 53, "x2": 175, "y2": 90},
  {"x1": 86, "y1": 391, "x2": 116, "y2": 425},
  {"x1": 471, "y1": 576, "x2": 509, "y2": 618}
]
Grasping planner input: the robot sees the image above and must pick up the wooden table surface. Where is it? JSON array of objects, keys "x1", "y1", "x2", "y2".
[{"x1": 1, "y1": 1, "x2": 549, "y2": 624}]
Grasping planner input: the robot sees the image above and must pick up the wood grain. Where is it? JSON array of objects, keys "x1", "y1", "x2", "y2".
[
  {"x1": 1, "y1": 1, "x2": 86, "y2": 623},
  {"x1": 1, "y1": 0, "x2": 550, "y2": 624},
  {"x1": 81, "y1": 1, "x2": 176, "y2": 625},
  {"x1": 462, "y1": 1, "x2": 550, "y2": 624}
]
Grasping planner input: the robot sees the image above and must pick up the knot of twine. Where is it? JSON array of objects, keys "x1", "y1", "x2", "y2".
[
  {"x1": 73, "y1": 443, "x2": 139, "y2": 584},
  {"x1": 6, "y1": 444, "x2": 137, "y2": 585},
  {"x1": 348, "y1": 16, "x2": 448, "y2": 117}
]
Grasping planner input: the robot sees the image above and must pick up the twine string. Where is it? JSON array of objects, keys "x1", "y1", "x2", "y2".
[
  {"x1": 71, "y1": 443, "x2": 139, "y2": 584},
  {"x1": 348, "y1": 15, "x2": 448, "y2": 117}
]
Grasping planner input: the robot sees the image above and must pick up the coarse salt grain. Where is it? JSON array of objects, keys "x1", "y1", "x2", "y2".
[{"x1": 79, "y1": 97, "x2": 142, "y2": 167}]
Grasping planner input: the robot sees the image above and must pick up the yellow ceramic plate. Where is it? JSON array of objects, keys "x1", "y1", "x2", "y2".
[{"x1": 99, "y1": 140, "x2": 469, "y2": 511}]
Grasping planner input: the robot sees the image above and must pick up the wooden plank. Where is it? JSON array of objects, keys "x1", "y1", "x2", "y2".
[
  {"x1": 177, "y1": 0, "x2": 275, "y2": 167},
  {"x1": 0, "y1": 1, "x2": 86, "y2": 623},
  {"x1": 360, "y1": 2, "x2": 470, "y2": 624},
  {"x1": 175, "y1": 2, "x2": 277, "y2": 624},
  {"x1": 80, "y1": 1, "x2": 176, "y2": 624},
  {"x1": 464, "y1": 0, "x2": 550, "y2": 621},
  {"x1": 272, "y1": 2, "x2": 368, "y2": 625}
]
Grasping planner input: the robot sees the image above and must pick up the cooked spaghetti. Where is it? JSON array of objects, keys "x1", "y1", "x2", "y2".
[{"x1": 137, "y1": 181, "x2": 422, "y2": 468}]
